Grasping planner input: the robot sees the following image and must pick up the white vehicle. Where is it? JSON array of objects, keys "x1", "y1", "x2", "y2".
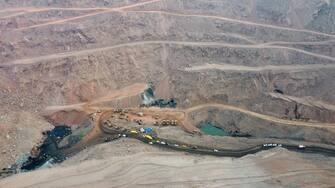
[
  {"x1": 263, "y1": 143, "x2": 278, "y2": 147},
  {"x1": 148, "y1": 142, "x2": 153, "y2": 145},
  {"x1": 174, "y1": 144, "x2": 179, "y2": 147},
  {"x1": 160, "y1": 142, "x2": 166, "y2": 145},
  {"x1": 278, "y1": 144, "x2": 282, "y2": 147},
  {"x1": 298, "y1": 144, "x2": 306, "y2": 149},
  {"x1": 213, "y1": 149, "x2": 219, "y2": 152},
  {"x1": 122, "y1": 134, "x2": 127, "y2": 137}
]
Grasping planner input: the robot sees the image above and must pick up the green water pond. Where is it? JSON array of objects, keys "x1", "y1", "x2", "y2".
[{"x1": 200, "y1": 122, "x2": 229, "y2": 136}]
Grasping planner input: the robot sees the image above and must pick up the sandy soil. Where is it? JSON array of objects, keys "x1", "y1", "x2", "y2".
[{"x1": 1, "y1": 139, "x2": 334, "y2": 188}]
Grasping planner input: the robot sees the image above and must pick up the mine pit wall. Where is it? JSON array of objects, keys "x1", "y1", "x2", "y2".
[
  {"x1": 2, "y1": 5, "x2": 334, "y2": 64},
  {"x1": 167, "y1": 45, "x2": 335, "y2": 68},
  {"x1": 253, "y1": 94, "x2": 335, "y2": 123},
  {"x1": 43, "y1": 109, "x2": 91, "y2": 129},
  {"x1": 154, "y1": 76, "x2": 173, "y2": 99},
  {"x1": 136, "y1": 0, "x2": 333, "y2": 34},
  {"x1": 94, "y1": 95, "x2": 143, "y2": 109},
  {"x1": 169, "y1": 67, "x2": 335, "y2": 123},
  {"x1": 0, "y1": 11, "x2": 166, "y2": 63},
  {"x1": 4, "y1": 42, "x2": 335, "y2": 124},
  {"x1": 4, "y1": 44, "x2": 166, "y2": 107},
  {"x1": 187, "y1": 107, "x2": 335, "y2": 145}
]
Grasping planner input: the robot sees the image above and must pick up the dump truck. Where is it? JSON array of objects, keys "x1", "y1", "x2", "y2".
[
  {"x1": 143, "y1": 134, "x2": 153, "y2": 140},
  {"x1": 130, "y1": 130, "x2": 138, "y2": 134},
  {"x1": 136, "y1": 112, "x2": 144, "y2": 117}
]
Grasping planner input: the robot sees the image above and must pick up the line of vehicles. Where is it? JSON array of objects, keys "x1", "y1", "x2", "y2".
[
  {"x1": 114, "y1": 127, "x2": 312, "y2": 156},
  {"x1": 118, "y1": 127, "x2": 288, "y2": 154},
  {"x1": 263, "y1": 143, "x2": 306, "y2": 149},
  {"x1": 101, "y1": 120, "x2": 333, "y2": 158}
]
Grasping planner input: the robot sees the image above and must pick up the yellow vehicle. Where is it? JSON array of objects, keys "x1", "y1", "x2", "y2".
[
  {"x1": 130, "y1": 130, "x2": 138, "y2": 134},
  {"x1": 143, "y1": 134, "x2": 153, "y2": 140}
]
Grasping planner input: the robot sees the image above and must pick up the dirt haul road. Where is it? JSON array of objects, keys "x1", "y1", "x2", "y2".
[
  {"x1": 127, "y1": 10, "x2": 335, "y2": 38},
  {"x1": 3, "y1": 41, "x2": 335, "y2": 66},
  {"x1": 44, "y1": 83, "x2": 146, "y2": 112},
  {"x1": 46, "y1": 101, "x2": 335, "y2": 133},
  {"x1": 185, "y1": 104, "x2": 335, "y2": 130},
  {"x1": 9, "y1": 8, "x2": 335, "y2": 38},
  {"x1": 184, "y1": 63, "x2": 335, "y2": 73},
  {"x1": 13, "y1": 0, "x2": 162, "y2": 31}
]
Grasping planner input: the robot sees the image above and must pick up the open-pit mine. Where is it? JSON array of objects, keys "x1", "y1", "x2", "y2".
[{"x1": 1, "y1": 0, "x2": 335, "y2": 187}]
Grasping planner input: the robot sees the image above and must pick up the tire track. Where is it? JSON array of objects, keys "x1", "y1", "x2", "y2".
[
  {"x1": 0, "y1": 8, "x2": 105, "y2": 19},
  {"x1": 185, "y1": 103, "x2": 335, "y2": 129},
  {"x1": 262, "y1": 40, "x2": 335, "y2": 46},
  {"x1": 3, "y1": 40, "x2": 335, "y2": 66},
  {"x1": 127, "y1": 10, "x2": 335, "y2": 38},
  {"x1": 13, "y1": 0, "x2": 161, "y2": 31},
  {"x1": 0, "y1": 11, "x2": 28, "y2": 19},
  {"x1": 184, "y1": 63, "x2": 335, "y2": 72},
  {"x1": 10, "y1": 7, "x2": 335, "y2": 39}
]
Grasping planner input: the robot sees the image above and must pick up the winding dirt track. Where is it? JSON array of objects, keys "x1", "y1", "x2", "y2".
[
  {"x1": 126, "y1": 10, "x2": 335, "y2": 38},
  {"x1": 184, "y1": 63, "x2": 335, "y2": 72},
  {"x1": 185, "y1": 103, "x2": 335, "y2": 129},
  {"x1": 0, "y1": 11, "x2": 28, "y2": 19},
  {"x1": 0, "y1": 7, "x2": 111, "y2": 13},
  {"x1": 3, "y1": 40, "x2": 335, "y2": 66},
  {"x1": 8, "y1": 7, "x2": 335, "y2": 38},
  {"x1": 262, "y1": 40, "x2": 335, "y2": 46},
  {"x1": 44, "y1": 83, "x2": 146, "y2": 112},
  {"x1": 0, "y1": 8, "x2": 102, "y2": 19},
  {"x1": 12, "y1": 0, "x2": 161, "y2": 31},
  {"x1": 42, "y1": 80, "x2": 335, "y2": 132},
  {"x1": 46, "y1": 101, "x2": 335, "y2": 131}
]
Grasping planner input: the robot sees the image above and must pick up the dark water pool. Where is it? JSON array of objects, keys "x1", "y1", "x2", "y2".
[
  {"x1": 20, "y1": 125, "x2": 72, "y2": 171},
  {"x1": 200, "y1": 122, "x2": 251, "y2": 137},
  {"x1": 200, "y1": 122, "x2": 229, "y2": 136}
]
